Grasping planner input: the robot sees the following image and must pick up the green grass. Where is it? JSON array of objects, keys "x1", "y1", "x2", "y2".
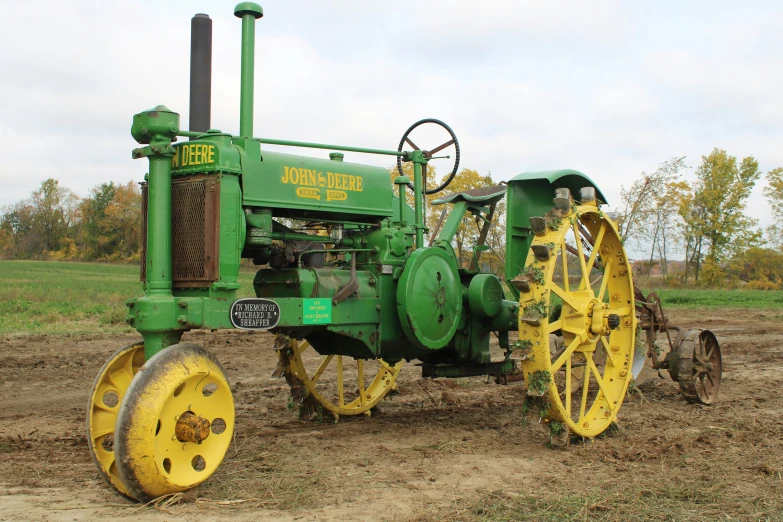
[
  {"x1": 1, "y1": 261, "x2": 780, "y2": 336},
  {"x1": 648, "y1": 288, "x2": 783, "y2": 309},
  {"x1": 460, "y1": 482, "x2": 781, "y2": 522},
  {"x1": 0, "y1": 260, "x2": 256, "y2": 336}
]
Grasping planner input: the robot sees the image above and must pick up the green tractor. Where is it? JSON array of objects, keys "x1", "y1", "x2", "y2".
[{"x1": 87, "y1": 4, "x2": 722, "y2": 501}]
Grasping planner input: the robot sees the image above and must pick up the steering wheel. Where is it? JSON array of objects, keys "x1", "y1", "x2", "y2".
[{"x1": 396, "y1": 118, "x2": 460, "y2": 195}]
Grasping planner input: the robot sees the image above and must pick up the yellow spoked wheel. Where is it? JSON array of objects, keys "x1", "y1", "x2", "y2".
[
  {"x1": 114, "y1": 343, "x2": 234, "y2": 501},
  {"x1": 87, "y1": 342, "x2": 145, "y2": 499},
  {"x1": 518, "y1": 195, "x2": 636, "y2": 438},
  {"x1": 283, "y1": 339, "x2": 403, "y2": 416}
]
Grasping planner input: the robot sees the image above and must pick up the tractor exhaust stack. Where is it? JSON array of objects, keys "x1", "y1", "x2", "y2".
[{"x1": 189, "y1": 13, "x2": 212, "y2": 136}]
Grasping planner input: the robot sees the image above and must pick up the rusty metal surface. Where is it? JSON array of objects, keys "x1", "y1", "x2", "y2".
[
  {"x1": 175, "y1": 411, "x2": 211, "y2": 444},
  {"x1": 672, "y1": 329, "x2": 722, "y2": 405},
  {"x1": 141, "y1": 175, "x2": 220, "y2": 287}
]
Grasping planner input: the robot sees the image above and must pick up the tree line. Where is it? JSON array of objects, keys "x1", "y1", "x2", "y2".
[
  {"x1": 617, "y1": 148, "x2": 782, "y2": 289},
  {"x1": 2, "y1": 148, "x2": 781, "y2": 289},
  {"x1": 0, "y1": 179, "x2": 142, "y2": 262}
]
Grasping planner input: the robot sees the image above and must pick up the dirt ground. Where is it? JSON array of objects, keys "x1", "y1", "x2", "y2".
[{"x1": 1, "y1": 309, "x2": 782, "y2": 521}]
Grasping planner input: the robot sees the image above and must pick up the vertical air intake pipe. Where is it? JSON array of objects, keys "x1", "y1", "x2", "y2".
[{"x1": 234, "y1": 2, "x2": 264, "y2": 138}]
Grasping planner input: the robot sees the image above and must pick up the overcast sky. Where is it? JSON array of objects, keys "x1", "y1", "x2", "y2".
[{"x1": 1, "y1": 1, "x2": 780, "y2": 249}]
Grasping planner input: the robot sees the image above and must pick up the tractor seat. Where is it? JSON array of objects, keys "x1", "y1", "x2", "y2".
[{"x1": 431, "y1": 184, "x2": 507, "y2": 206}]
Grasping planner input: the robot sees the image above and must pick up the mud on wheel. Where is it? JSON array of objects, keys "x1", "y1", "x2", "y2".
[
  {"x1": 280, "y1": 338, "x2": 403, "y2": 418},
  {"x1": 516, "y1": 188, "x2": 636, "y2": 439},
  {"x1": 114, "y1": 343, "x2": 235, "y2": 501},
  {"x1": 86, "y1": 342, "x2": 145, "y2": 499}
]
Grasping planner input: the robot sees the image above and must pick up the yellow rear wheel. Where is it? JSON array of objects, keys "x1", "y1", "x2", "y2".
[
  {"x1": 518, "y1": 195, "x2": 636, "y2": 438},
  {"x1": 114, "y1": 343, "x2": 235, "y2": 501},
  {"x1": 86, "y1": 342, "x2": 145, "y2": 499},
  {"x1": 283, "y1": 339, "x2": 403, "y2": 416}
]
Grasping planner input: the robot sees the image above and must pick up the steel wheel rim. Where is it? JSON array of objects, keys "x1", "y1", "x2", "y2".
[
  {"x1": 86, "y1": 342, "x2": 145, "y2": 499},
  {"x1": 285, "y1": 339, "x2": 402, "y2": 416},
  {"x1": 114, "y1": 344, "x2": 234, "y2": 501},
  {"x1": 678, "y1": 330, "x2": 722, "y2": 405},
  {"x1": 519, "y1": 201, "x2": 636, "y2": 438}
]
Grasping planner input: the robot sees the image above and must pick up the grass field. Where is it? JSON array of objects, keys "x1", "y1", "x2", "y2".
[
  {"x1": 0, "y1": 260, "x2": 256, "y2": 336},
  {"x1": 648, "y1": 288, "x2": 783, "y2": 309},
  {"x1": 0, "y1": 260, "x2": 781, "y2": 336}
]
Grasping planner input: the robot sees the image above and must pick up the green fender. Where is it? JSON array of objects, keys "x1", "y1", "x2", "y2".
[{"x1": 504, "y1": 169, "x2": 607, "y2": 300}]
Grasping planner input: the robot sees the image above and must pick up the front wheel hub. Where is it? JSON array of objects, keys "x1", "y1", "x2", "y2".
[{"x1": 175, "y1": 412, "x2": 211, "y2": 444}]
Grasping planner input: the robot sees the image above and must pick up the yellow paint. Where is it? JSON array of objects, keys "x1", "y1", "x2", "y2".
[
  {"x1": 326, "y1": 190, "x2": 347, "y2": 201},
  {"x1": 296, "y1": 187, "x2": 321, "y2": 200},
  {"x1": 281, "y1": 166, "x2": 363, "y2": 193},
  {"x1": 285, "y1": 339, "x2": 402, "y2": 415},
  {"x1": 115, "y1": 347, "x2": 234, "y2": 500},
  {"x1": 518, "y1": 201, "x2": 636, "y2": 438},
  {"x1": 172, "y1": 143, "x2": 216, "y2": 169},
  {"x1": 87, "y1": 342, "x2": 145, "y2": 498}
]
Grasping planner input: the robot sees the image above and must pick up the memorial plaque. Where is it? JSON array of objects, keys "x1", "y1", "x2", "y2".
[{"x1": 230, "y1": 298, "x2": 281, "y2": 330}]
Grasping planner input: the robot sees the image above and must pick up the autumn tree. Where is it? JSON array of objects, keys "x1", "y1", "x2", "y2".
[
  {"x1": 764, "y1": 167, "x2": 783, "y2": 248},
  {"x1": 80, "y1": 182, "x2": 142, "y2": 260},
  {"x1": 0, "y1": 200, "x2": 35, "y2": 258},
  {"x1": 388, "y1": 164, "x2": 506, "y2": 274},
  {"x1": 0, "y1": 179, "x2": 79, "y2": 258},
  {"x1": 616, "y1": 157, "x2": 686, "y2": 246},
  {"x1": 681, "y1": 149, "x2": 762, "y2": 283},
  {"x1": 726, "y1": 247, "x2": 783, "y2": 288}
]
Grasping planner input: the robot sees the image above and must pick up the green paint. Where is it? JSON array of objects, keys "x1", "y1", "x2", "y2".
[
  {"x1": 124, "y1": 5, "x2": 622, "y2": 385},
  {"x1": 302, "y1": 298, "x2": 332, "y2": 325},
  {"x1": 240, "y1": 150, "x2": 393, "y2": 222}
]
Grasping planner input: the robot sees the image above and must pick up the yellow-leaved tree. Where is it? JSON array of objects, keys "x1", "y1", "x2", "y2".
[
  {"x1": 680, "y1": 149, "x2": 762, "y2": 284},
  {"x1": 388, "y1": 164, "x2": 505, "y2": 275}
]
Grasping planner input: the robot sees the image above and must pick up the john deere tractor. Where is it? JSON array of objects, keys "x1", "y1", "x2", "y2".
[{"x1": 87, "y1": 3, "x2": 722, "y2": 501}]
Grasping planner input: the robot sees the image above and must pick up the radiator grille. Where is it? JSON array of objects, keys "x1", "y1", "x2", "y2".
[{"x1": 140, "y1": 175, "x2": 220, "y2": 287}]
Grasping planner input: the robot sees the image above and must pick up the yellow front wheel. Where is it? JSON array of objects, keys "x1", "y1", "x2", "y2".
[
  {"x1": 114, "y1": 344, "x2": 235, "y2": 501},
  {"x1": 283, "y1": 339, "x2": 403, "y2": 416},
  {"x1": 86, "y1": 342, "x2": 145, "y2": 499},
  {"x1": 518, "y1": 191, "x2": 636, "y2": 438}
]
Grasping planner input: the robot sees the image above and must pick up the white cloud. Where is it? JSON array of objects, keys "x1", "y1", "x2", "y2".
[{"x1": 1, "y1": 0, "x2": 780, "y2": 249}]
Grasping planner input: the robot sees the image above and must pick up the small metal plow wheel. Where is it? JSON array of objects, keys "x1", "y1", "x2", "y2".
[
  {"x1": 518, "y1": 190, "x2": 637, "y2": 438},
  {"x1": 114, "y1": 344, "x2": 235, "y2": 501},
  {"x1": 672, "y1": 330, "x2": 722, "y2": 405},
  {"x1": 86, "y1": 342, "x2": 145, "y2": 499},
  {"x1": 282, "y1": 339, "x2": 403, "y2": 417}
]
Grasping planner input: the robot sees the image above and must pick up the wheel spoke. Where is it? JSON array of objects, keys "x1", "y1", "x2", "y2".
[
  {"x1": 293, "y1": 340, "x2": 310, "y2": 357},
  {"x1": 561, "y1": 239, "x2": 570, "y2": 292},
  {"x1": 573, "y1": 221, "x2": 591, "y2": 292},
  {"x1": 552, "y1": 335, "x2": 583, "y2": 374},
  {"x1": 600, "y1": 336, "x2": 618, "y2": 368},
  {"x1": 579, "y1": 354, "x2": 591, "y2": 421},
  {"x1": 587, "y1": 354, "x2": 611, "y2": 408},
  {"x1": 428, "y1": 139, "x2": 455, "y2": 156},
  {"x1": 357, "y1": 359, "x2": 365, "y2": 406},
  {"x1": 404, "y1": 137, "x2": 420, "y2": 151},
  {"x1": 550, "y1": 284, "x2": 582, "y2": 312},
  {"x1": 311, "y1": 354, "x2": 334, "y2": 384},
  {"x1": 565, "y1": 356, "x2": 572, "y2": 418},
  {"x1": 337, "y1": 356, "x2": 344, "y2": 407},
  {"x1": 706, "y1": 372, "x2": 715, "y2": 386},
  {"x1": 583, "y1": 223, "x2": 606, "y2": 296},
  {"x1": 597, "y1": 258, "x2": 613, "y2": 302},
  {"x1": 547, "y1": 317, "x2": 564, "y2": 334}
]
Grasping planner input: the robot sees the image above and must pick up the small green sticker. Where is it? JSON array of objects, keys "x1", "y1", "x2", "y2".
[{"x1": 303, "y1": 298, "x2": 332, "y2": 325}]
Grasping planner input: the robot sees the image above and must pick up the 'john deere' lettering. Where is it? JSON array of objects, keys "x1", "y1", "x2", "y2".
[
  {"x1": 281, "y1": 166, "x2": 363, "y2": 192},
  {"x1": 172, "y1": 143, "x2": 216, "y2": 168}
]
